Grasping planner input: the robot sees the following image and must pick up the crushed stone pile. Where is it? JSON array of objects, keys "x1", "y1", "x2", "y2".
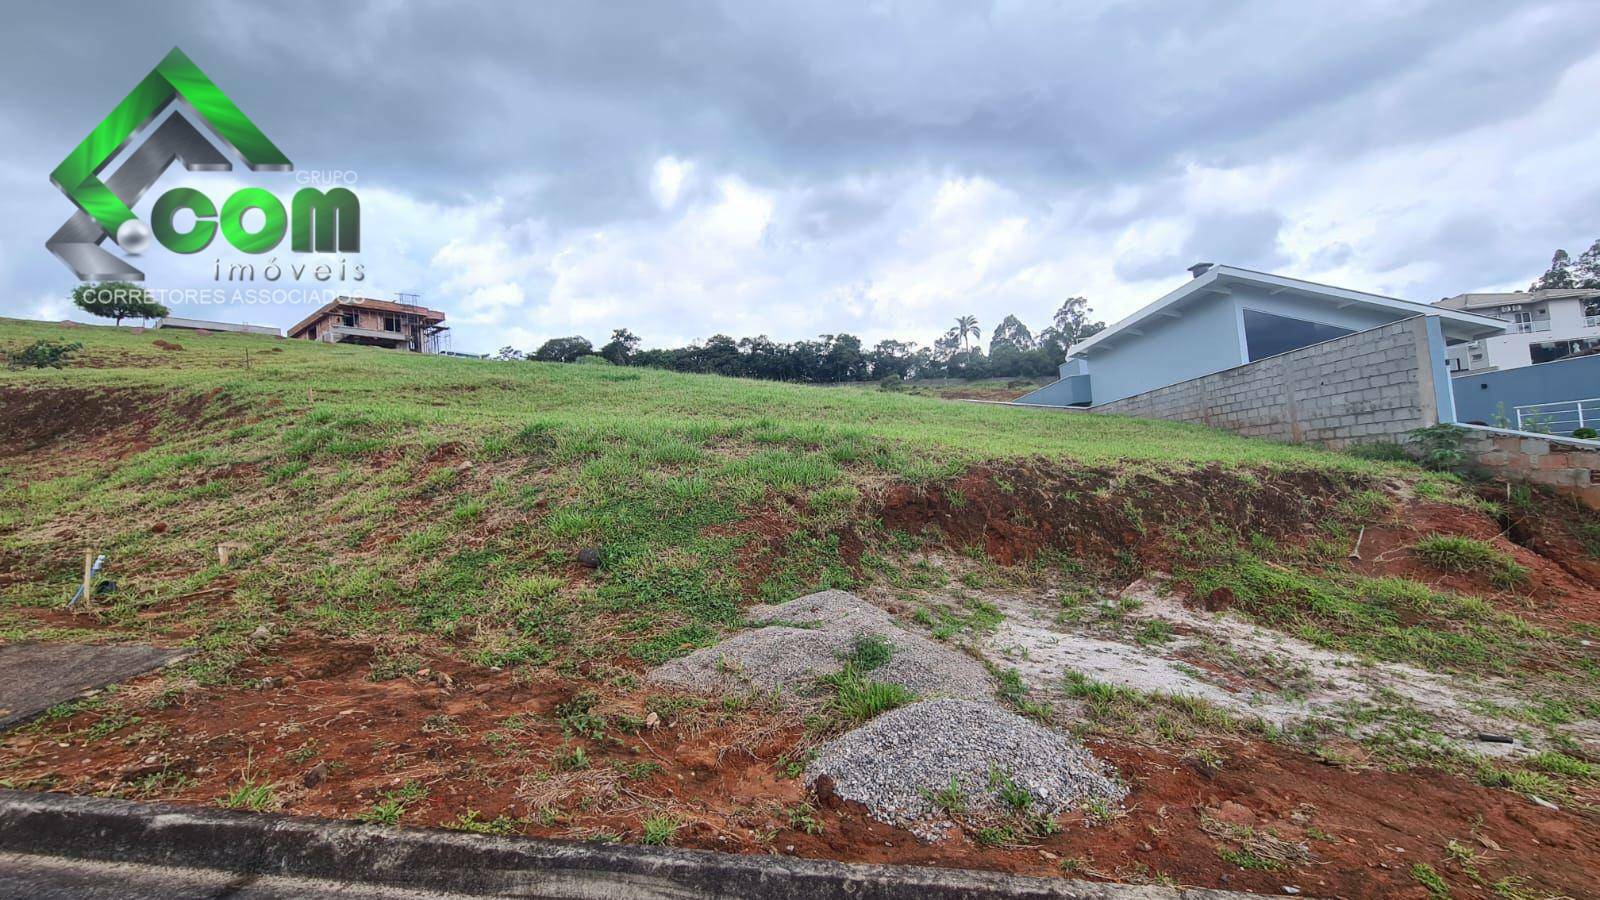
[
  {"x1": 646, "y1": 589, "x2": 992, "y2": 701},
  {"x1": 805, "y1": 698, "x2": 1126, "y2": 838}
]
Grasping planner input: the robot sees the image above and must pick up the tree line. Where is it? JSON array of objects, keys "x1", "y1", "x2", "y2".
[
  {"x1": 498, "y1": 297, "x2": 1107, "y2": 383},
  {"x1": 1529, "y1": 238, "x2": 1600, "y2": 290}
]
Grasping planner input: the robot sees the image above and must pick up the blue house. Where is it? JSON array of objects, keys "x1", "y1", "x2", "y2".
[{"x1": 1016, "y1": 264, "x2": 1506, "y2": 409}]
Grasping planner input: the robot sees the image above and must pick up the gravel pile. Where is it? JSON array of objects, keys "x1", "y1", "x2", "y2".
[
  {"x1": 647, "y1": 590, "x2": 992, "y2": 701},
  {"x1": 805, "y1": 699, "x2": 1126, "y2": 838}
]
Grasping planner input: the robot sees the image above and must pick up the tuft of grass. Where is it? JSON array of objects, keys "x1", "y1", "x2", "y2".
[
  {"x1": 640, "y1": 813, "x2": 680, "y2": 845},
  {"x1": 820, "y1": 665, "x2": 915, "y2": 726},
  {"x1": 216, "y1": 752, "x2": 280, "y2": 812},
  {"x1": 1412, "y1": 534, "x2": 1527, "y2": 589},
  {"x1": 1525, "y1": 751, "x2": 1600, "y2": 779},
  {"x1": 843, "y1": 634, "x2": 893, "y2": 672}
]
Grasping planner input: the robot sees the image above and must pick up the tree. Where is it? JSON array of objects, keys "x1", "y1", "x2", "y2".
[
  {"x1": 868, "y1": 339, "x2": 917, "y2": 380},
  {"x1": 953, "y1": 315, "x2": 980, "y2": 352},
  {"x1": 71, "y1": 281, "x2": 168, "y2": 325},
  {"x1": 988, "y1": 315, "x2": 1035, "y2": 354},
  {"x1": 530, "y1": 336, "x2": 593, "y2": 362},
  {"x1": 494, "y1": 346, "x2": 524, "y2": 361},
  {"x1": 1530, "y1": 250, "x2": 1576, "y2": 290},
  {"x1": 931, "y1": 327, "x2": 964, "y2": 364},
  {"x1": 819, "y1": 333, "x2": 868, "y2": 382},
  {"x1": 1050, "y1": 296, "x2": 1106, "y2": 351},
  {"x1": 1574, "y1": 239, "x2": 1600, "y2": 290},
  {"x1": 598, "y1": 328, "x2": 641, "y2": 365}
]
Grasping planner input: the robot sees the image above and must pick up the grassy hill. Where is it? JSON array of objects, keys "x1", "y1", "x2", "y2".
[
  {"x1": 0, "y1": 318, "x2": 1389, "y2": 664},
  {"x1": 3, "y1": 318, "x2": 1599, "y2": 896}
]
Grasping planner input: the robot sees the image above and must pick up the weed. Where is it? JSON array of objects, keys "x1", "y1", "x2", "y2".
[
  {"x1": 844, "y1": 634, "x2": 893, "y2": 672},
  {"x1": 554, "y1": 745, "x2": 590, "y2": 770},
  {"x1": 449, "y1": 810, "x2": 520, "y2": 835},
  {"x1": 640, "y1": 813, "x2": 680, "y2": 845},
  {"x1": 1135, "y1": 619, "x2": 1174, "y2": 646},
  {"x1": 786, "y1": 802, "x2": 823, "y2": 834},
  {"x1": 359, "y1": 797, "x2": 408, "y2": 825},
  {"x1": 554, "y1": 692, "x2": 608, "y2": 740},
  {"x1": 1083, "y1": 796, "x2": 1119, "y2": 825},
  {"x1": 926, "y1": 775, "x2": 966, "y2": 814},
  {"x1": 1216, "y1": 846, "x2": 1282, "y2": 871},
  {"x1": 974, "y1": 825, "x2": 1018, "y2": 847},
  {"x1": 1410, "y1": 862, "x2": 1451, "y2": 899},
  {"x1": 215, "y1": 750, "x2": 280, "y2": 812},
  {"x1": 988, "y1": 767, "x2": 1033, "y2": 812}
]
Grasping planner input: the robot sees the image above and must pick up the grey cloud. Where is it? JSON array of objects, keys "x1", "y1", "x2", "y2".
[{"x1": 2, "y1": 1, "x2": 1599, "y2": 351}]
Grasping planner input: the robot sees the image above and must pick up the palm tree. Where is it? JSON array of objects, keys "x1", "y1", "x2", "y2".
[{"x1": 954, "y1": 315, "x2": 980, "y2": 352}]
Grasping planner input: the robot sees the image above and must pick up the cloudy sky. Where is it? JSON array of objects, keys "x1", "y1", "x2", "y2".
[{"x1": 3, "y1": 1, "x2": 1599, "y2": 354}]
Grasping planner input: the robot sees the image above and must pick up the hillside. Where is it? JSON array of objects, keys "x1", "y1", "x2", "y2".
[{"x1": 2, "y1": 318, "x2": 1599, "y2": 897}]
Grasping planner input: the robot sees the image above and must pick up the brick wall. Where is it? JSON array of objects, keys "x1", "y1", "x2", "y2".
[
  {"x1": 1091, "y1": 317, "x2": 1440, "y2": 449},
  {"x1": 1458, "y1": 426, "x2": 1600, "y2": 509}
]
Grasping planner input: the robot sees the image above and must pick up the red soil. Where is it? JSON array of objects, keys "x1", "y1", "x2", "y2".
[
  {"x1": 1349, "y1": 499, "x2": 1600, "y2": 625},
  {"x1": 1, "y1": 635, "x2": 1595, "y2": 897}
]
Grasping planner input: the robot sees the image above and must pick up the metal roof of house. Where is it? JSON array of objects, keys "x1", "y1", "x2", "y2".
[
  {"x1": 1069, "y1": 265, "x2": 1508, "y2": 357},
  {"x1": 156, "y1": 317, "x2": 281, "y2": 336},
  {"x1": 1432, "y1": 288, "x2": 1600, "y2": 312}
]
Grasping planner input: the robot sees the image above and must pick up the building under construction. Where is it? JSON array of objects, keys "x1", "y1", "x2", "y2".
[{"x1": 287, "y1": 296, "x2": 449, "y2": 354}]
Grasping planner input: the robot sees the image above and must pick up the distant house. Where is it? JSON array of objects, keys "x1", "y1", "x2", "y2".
[
  {"x1": 155, "y1": 317, "x2": 280, "y2": 337},
  {"x1": 1432, "y1": 289, "x2": 1600, "y2": 374},
  {"x1": 1016, "y1": 264, "x2": 1505, "y2": 409},
  {"x1": 287, "y1": 296, "x2": 449, "y2": 353}
]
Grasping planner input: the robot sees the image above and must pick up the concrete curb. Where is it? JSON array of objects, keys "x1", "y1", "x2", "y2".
[{"x1": 0, "y1": 790, "x2": 1255, "y2": 899}]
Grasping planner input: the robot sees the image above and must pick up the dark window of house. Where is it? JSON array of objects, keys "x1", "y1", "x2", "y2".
[
  {"x1": 1242, "y1": 308, "x2": 1356, "y2": 361},
  {"x1": 1530, "y1": 337, "x2": 1600, "y2": 365},
  {"x1": 340, "y1": 310, "x2": 358, "y2": 327},
  {"x1": 383, "y1": 315, "x2": 401, "y2": 332}
]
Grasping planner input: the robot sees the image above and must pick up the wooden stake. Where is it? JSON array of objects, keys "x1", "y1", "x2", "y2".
[
  {"x1": 1348, "y1": 526, "x2": 1366, "y2": 561},
  {"x1": 81, "y1": 550, "x2": 94, "y2": 610}
]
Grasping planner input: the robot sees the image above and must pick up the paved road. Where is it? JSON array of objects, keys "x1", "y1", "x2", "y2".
[{"x1": 0, "y1": 853, "x2": 474, "y2": 900}]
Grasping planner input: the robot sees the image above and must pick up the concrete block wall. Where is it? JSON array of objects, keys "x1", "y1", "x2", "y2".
[
  {"x1": 1090, "y1": 317, "x2": 1439, "y2": 449},
  {"x1": 1457, "y1": 426, "x2": 1600, "y2": 509}
]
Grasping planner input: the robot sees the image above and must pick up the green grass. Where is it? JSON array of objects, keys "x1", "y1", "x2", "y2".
[
  {"x1": 1410, "y1": 862, "x2": 1452, "y2": 899},
  {"x1": 1412, "y1": 534, "x2": 1528, "y2": 589},
  {"x1": 819, "y1": 664, "x2": 915, "y2": 726},
  {"x1": 1175, "y1": 533, "x2": 1549, "y2": 674},
  {"x1": 639, "y1": 813, "x2": 680, "y2": 845},
  {"x1": 0, "y1": 319, "x2": 1408, "y2": 679}
]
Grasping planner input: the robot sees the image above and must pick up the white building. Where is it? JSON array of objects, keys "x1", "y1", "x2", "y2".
[{"x1": 1433, "y1": 289, "x2": 1600, "y2": 374}]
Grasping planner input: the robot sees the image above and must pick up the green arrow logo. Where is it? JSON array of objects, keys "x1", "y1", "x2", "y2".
[{"x1": 50, "y1": 47, "x2": 291, "y2": 249}]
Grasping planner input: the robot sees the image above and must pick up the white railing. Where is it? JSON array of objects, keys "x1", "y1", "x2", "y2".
[
  {"x1": 1508, "y1": 321, "x2": 1552, "y2": 334},
  {"x1": 1587, "y1": 315, "x2": 1600, "y2": 328},
  {"x1": 1515, "y1": 397, "x2": 1600, "y2": 436}
]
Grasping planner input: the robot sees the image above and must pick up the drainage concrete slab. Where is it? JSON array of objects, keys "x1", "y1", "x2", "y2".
[{"x1": 0, "y1": 643, "x2": 189, "y2": 730}]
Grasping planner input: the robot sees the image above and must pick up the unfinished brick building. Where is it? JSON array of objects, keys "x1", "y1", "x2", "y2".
[{"x1": 287, "y1": 296, "x2": 449, "y2": 353}]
